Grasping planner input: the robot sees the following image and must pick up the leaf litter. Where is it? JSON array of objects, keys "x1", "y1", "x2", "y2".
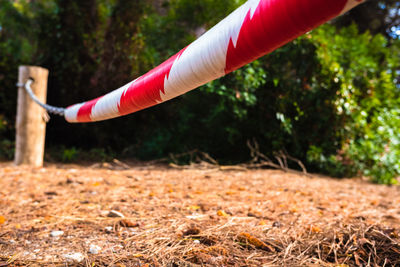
[{"x1": 0, "y1": 162, "x2": 399, "y2": 266}]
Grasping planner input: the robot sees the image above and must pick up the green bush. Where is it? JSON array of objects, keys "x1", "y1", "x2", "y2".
[
  {"x1": 309, "y1": 25, "x2": 400, "y2": 183},
  {"x1": 61, "y1": 147, "x2": 79, "y2": 162}
]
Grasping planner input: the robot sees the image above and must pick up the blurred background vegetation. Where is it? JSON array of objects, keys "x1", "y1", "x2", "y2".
[{"x1": 0, "y1": 0, "x2": 399, "y2": 183}]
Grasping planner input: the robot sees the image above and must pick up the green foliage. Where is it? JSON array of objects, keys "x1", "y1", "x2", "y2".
[
  {"x1": 203, "y1": 61, "x2": 266, "y2": 119},
  {"x1": 61, "y1": 147, "x2": 79, "y2": 162},
  {"x1": 0, "y1": 1, "x2": 399, "y2": 184},
  {"x1": 51, "y1": 146, "x2": 114, "y2": 163},
  {"x1": 309, "y1": 25, "x2": 400, "y2": 183},
  {"x1": 0, "y1": 0, "x2": 35, "y2": 159}
]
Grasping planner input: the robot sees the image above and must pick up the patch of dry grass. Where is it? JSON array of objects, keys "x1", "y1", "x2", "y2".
[{"x1": 0, "y1": 162, "x2": 399, "y2": 266}]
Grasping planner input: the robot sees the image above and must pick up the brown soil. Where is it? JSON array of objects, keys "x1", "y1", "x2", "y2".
[{"x1": 0, "y1": 162, "x2": 399, "y2": 266}]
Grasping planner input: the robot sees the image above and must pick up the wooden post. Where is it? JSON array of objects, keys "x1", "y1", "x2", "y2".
[{"x1": 14, "y1": 66, "x2": 49, "y2": 167}]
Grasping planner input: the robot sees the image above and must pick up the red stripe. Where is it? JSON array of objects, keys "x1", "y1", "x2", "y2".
[
  {"x1": 118, "y1": 48, "x2": 187, "y2": 115},
  {"x1": 225, "y1": 0, "x2": 347, "y2": 73},
  {"x1": 76, "y1": 97, "x2": 102, "y2": 122}
]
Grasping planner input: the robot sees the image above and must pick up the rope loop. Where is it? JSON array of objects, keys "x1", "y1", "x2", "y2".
[{"x1": 17, "y1": 79, "x2": 65, "y2": 117}]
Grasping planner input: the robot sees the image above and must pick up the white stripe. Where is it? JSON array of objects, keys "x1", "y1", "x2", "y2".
[
  {"x1": 91, "y1": 81, "x2": 134, "y2": 121},
  {"x1": 161, "y1": 0, "x2": 261, "y2": 102},
  {"x1": 65, "y1": 103, "x2": 84, "y2": 122}
]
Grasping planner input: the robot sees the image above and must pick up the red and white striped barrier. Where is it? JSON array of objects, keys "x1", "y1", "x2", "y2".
[{"x1": 65, "y1": 0, "x2": 363, "y2": 123}]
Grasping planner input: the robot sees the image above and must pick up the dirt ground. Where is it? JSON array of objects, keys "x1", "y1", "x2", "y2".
[{"x1": 0, "y1": 161, "x2": 399, "y2": 266}]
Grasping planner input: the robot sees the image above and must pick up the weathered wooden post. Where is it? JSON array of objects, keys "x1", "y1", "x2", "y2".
[{"x1": 15, "y1": 66, "x2": 49, "y2": 167}]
